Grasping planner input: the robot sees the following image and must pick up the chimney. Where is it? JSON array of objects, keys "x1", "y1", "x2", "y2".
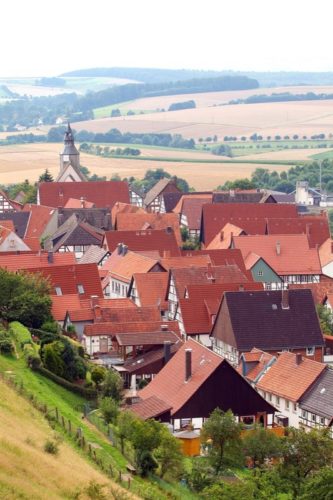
[
  {"x1": 239, "y1": 284, "x2": 244, "y2": 292},
  {"x1": 185, "y1": 348, "x2": 192, "y2": 382},
  {"x1": 80, "y1": 197, "x2": 85, "y2": 208},
  {"x1": 296, "y1": 353, "x2": 302, "y2": 365},
  {"x1": 163, "y1": 250, "x2": 171, "y2": 258},
  {"x1": 229, "y1": 189, "x2": 235, "y2": 197},
  {"x1": 163, "y1": 341, "x2": 171, "y2": 364},
  {"x1": 122, "y1": 244, "x2": 128, "y2": 256},
  {"x1": 117, "y1": 243, "x2": 123, "y2": 255},
  {"x1": 281, "y1": 289, "x2": 289, "y2": 310},
  {"x1": 47, "y1": 251, "x2": 54, "y2": 264},
  {"x1": 305, "y1": 224, "x2": 310, "y2": 239},
  {"x1": 161, "y1": 324, "x2": 168, "y2": 331},
  {"x1": 241, "y1": 355, "x2": 247, "y2": 377},
  {"x1": 94, "y1": 305, "x2": 102, "y2": 321},
  {"x1": 220, "y1": 230, "x2": 224, "y2": 242},
  {"x1": 276, "y1": 241, "x2": 281, "y2": 256},
  {"x1": 90, "y1": 295, "x2": 99, "y2": 308}
]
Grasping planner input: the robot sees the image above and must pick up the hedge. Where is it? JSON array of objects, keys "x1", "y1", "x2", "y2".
[{"x1": 34, "y1": 366, "x2": 98, "y2": 400}]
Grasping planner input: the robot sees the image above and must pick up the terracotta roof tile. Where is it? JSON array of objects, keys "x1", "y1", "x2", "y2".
[
  {"x1": 122, "y1": 343, "x2": 181, "y2": 374},
  {"x1": 101, "y1": 250, "x2": 161, "y2": 283},
  {"x1": 132, "y1": 273, "x2": 169, "y2": 310},
  {"x1": 84, "y1": 320, "x2": 180, "y2": 337},
  {"x1": 104, "y1": 229, "x2": 180, "y2": 257},
  {"x1": 160, "y1": 255, "x2": 211, "y2": 270},
  {"x1": 25, "y1": 263, "x2": 103, "y2": 298},
  {"x1": 38, "y1": 181, "x2": 130, "y2": 208},
  {"x1": 181, "y1": 249, "x2": 251, "y2": 278},
  {"x1": 116, "y1": 212, "x2": 181, "y2": 245},
  {"x1": 202, "y1": 203, "x2": 298, "y2": 245},
  {"x1": 236, "y1": 348, "x2": 276, "y2": 383},
  {"x1": 116, "y1": 331, "x2": 179, "y2": 346},
  {"x1": 233, "y1": 234, "x2": 321, "y2": 275},
  {"x1": 319, "y1": 238, "x2": 333, "y2": 268},
  {"x1": 64, "y1": 198, "x2": 95, "y2": 209},
  {"x1": 257, "y1": 352, "x2": 326, "y2": 402},
  {"x1": 207, "y1": 223, "x2": 244, "y2": 249},
  {"x1": 0, "y1": 251, "x2": 75, "y2": 271},
  {"x1": 267, "y1": 216, "x2": 330, "y2": 248},
  {"x1": 289, "y1": 280, "x2": 333, "y2": 304},
  {"x1": 128, "y1": 396, "x2": 172, "y2": 420},
  {"x1": 51, "y1": 294, "x2": 82, "y2": 321},
  {"x1": 176, "y1": 196, "x2": 213, "y2": 230},
  {"x1": 111, "y1": 202, "x2": 146, "y2": 226}
]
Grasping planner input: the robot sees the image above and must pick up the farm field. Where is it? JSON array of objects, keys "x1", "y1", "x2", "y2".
[
  {"x1": 239, "y1": 147, "x2": 333, "y2": 161},
  {"x1": 73, "y1": 98, "x2": 333, "y2": 141},
  {"x1": 93, "y1": 85, "x2": 333, "y2": 117},
  {"x1": 0, "y1": 378, "x2": 117, "y2": 499},
  {"x1": 0, "y1": 143, "x2": 290, "y2": 189}
]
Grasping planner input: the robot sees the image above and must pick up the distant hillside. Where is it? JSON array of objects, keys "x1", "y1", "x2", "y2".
[
  {"x1": 0, "y1": 379, "x2": 117, "y2": 499},
  {"x1": 61, "y1": 67, "x2": 333, "y2": 87}
]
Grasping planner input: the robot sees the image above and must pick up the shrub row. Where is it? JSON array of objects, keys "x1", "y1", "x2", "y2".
[{"x1": 35, "y1": 366, "x2": 97, "y2": 400}]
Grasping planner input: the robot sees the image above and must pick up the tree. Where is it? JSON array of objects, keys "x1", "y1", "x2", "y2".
[
  {"x1": 300, "y1": 467, "x2": 333, "y2": 500},
  {"x1": 38, "y1": 169, "x2": 54, "y2": 182},
  {"x1": 202, "y1": 481, "x2": 254, "y2": 500},
  {"x1": 91, "y1": 366, "x2": 106, "y2": 388},
  {"x1": 317, "y1": 304, "x2": 333, "y2": 335},
  {"x1": 101, "y1": 370, "x2": 123, "y2": 401},
  {"x1": 111, "y1": 108, "x2": 121, "y2": 117},
  {"x1": 0, "y1": 269, "x2": 52, "y2": 328},
  {"x1": 242, "y1": 427, "x2": 282, "y2": 467},
  {"x1": 99, "y1": 397, "x2": 119, "y2": 424},
  {"x1": 279, "y1": 427, "x2": 333, "y2": 498},
  {"x1": 116, "y1": 410, "x2": 137, "y2": 454},
  {"x1": 155, "y1": 427, "x2": 184, "y2": 479},
  {"x1": 201, "y1": 409, "x2": 243, "y2": 473},
  {"x1": 129, "y1": 418, "x2": 163, "y2": 475}
]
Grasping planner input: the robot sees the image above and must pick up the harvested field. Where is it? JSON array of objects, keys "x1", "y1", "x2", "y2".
[
  {"x1": 73, "y1": 98, "x2": 333, "y2": 141},
  {"x1": 240, "y1": 147, "x2": 333, "y2": 161},
  {"x1": 0, "y1": 143, "x2": 290, "y2": 190}
]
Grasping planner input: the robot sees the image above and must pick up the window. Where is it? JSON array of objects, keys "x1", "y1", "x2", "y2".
[
  {"x1": 258, "y1": 270, "x2": 263, "y2": 277},
  {"x1": 285, "y1": 400, "x2": 290, "y2": 410},
  {"x1": 293, "y1": 403, "x2": 297, "y2": 413},
  {"x1": 306, "y1": 346, "x2": 315, "y2": 356},
  {"x1": 302, "y1": 410, "x2": 308, "y2": 419},
  {"x1": 276, "y1": 396, "x2": 280, "y2": 406},
  {"x1": 77, "y1": 284, "x2": 85, "y2": 294},
  {"x1": 55, "y1": 286, "x2": 62, "y2": 296},
  {"x1": 311, "y1": 414, "x2": 316, "y2": 423},
  {"x1": 268, "y1": 393, "x2": 272, "y2": 402},
  {"x1": 320, "y1": 417, "x2": 325, "y2": 425}
]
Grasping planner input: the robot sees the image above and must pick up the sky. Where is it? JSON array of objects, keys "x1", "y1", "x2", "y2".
[{"x1": 2, "y1": 0, "x2": 333, "y2": 76}]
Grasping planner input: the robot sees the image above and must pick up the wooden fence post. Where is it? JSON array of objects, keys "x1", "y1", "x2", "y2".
[
  {"x1": 55, "y1": 407, "x2": 59, "y2": 421},
  {"x1": 68, "y1": 420, "x2": 71, "y2": 434}
]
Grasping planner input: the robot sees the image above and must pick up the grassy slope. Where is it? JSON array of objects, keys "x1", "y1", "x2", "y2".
[{"x1": 0, "y1": 378, "x2": 123, "y2": 500}]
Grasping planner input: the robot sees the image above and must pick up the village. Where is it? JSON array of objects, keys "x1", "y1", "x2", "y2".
[{"x1": 1, "y1": 124, "x2": 333, "y2": 497}]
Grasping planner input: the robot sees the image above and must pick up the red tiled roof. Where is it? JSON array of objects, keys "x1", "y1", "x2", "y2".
[
  {"x1": 64, "y1": 198, "x2": 95, "y2": 208},
  {"x1": 202, "y1": 203, "x2": 298, "y2": 244},
  {"x1": 38, "y1": 181, "x2": 130, "y2": 209},
  {"x1": 160, "y1": 255, "x2": 211, "y2": 270},
  {"x1": 175, "y1": 196, "x2": 213, "y2": 230},
  {"x1": 128, "y1": 396, "x2": 172, "y2": 420},
  {"x1": 0, "y1": 251, "x2": 75, "y2": 271},
  {"x1": 25, "y1": 263, "x2": 103, "y2": 298},
  {"x1": 234, "y1": 234, "x2": 321, "y2": 275},
  {"x1": 181, "y1": 282, "x2": 264, "y2": 335},
  {"x1": 257, "y1": 352, "x2": 326, "y2": 402},
  {"x1": 140, "y1": 338, "x2": 224, "y2": 415},
  {"x1": 181, "y1": 249, "x2": 251, "y2": 278},
  {"x1": 132, "y1": 273, "x2": 169, "y2": 310},
  {"x1": 104, "y1": 229, "x2": 180, "y2": 257},
  {"x1": 0, "y1": 220, "x2": 15, "y2": 231},
  {"x1": 236, "y1": 348, "x2": 276, "y2": 383},
  {"x1": 171, "y1": 264, "x2": 251, "y2": 300},
  {"x1": 111, "y1": 202, "x2": 146, "y2": 226},
  {"x1": 115, "y1": 331, "x2": 179, "y2": 346},
  {"x1": 22, "y1": 204, "x2": 56, "y2": 240},
  {"x1": 123, "y1": 343, "x2": 181, "y2": 374},
  {"x1": 116, "y1": 212, "x2": 181, "y2": 245},
  {"x1": 267, "y1": 216, "x2": 330, "y2": 248},
  {"x1": 101, "y1": 250, "x2": 161, "y2": 283},
  {"x1": 319, "y1": 238, "x2": 333, "y2": 268},
  {"x1": 206, "y1": 223, "x2": 244, "y2": 250},
  {"x1": 289, "y1": 280, "x2": 333, "y2": 304},
  {"x1": 51, "y1": 294, "x2": 82, "y2": 321},
  {"x1": 84, "y1": 320, "x2": 180, "y2": 337}
]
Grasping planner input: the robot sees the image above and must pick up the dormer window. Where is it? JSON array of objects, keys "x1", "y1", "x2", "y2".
[
  {"x1": 77, "y1": 284, "x2": 85, "y2": 295},
  {"x1": 55, "y1": 286, "x2": 62, "y2": 296}
]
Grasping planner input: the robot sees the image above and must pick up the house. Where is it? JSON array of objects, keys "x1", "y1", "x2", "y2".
[
  {"x1": 100, "y1": 247, "x2": 164, "y2": 298},
  {"x1": 266, "y1": 215, "x2": 330, "y2": 249},
  {"x1": 102, "y1": 228, "x2": 181, "y2": 257},
  {"x1": 178, "y1": 282, "x2": 263, "y2": 344},
  {"x1": 162, "y1": 191, "x2": 184, "y2": 212},
  {"x1": 299, "y1": 367, "x2": 333, "y2": 436},
  {"x1": 180, "y1": 248, "x2": 251, "y2": 277},
  {"x1": 233, "y1": 234, "x2": 322, "y2": 288},
  {"x1": 167, "y1": 263, "x2": 251, "y2": 321},
  {"x1": 295, "y1": 181, "x2": 321, "y2": 206},
  {"x1": 82, "y1": 320, "x2": 181, "y2": 359},
  {"x1": 0, "y1": 224, "x2": 31, "y2": 252},
  {"x1": 0, "y1": 212, "x2": 30, "y2": 238},
  {"x1": 115, "y1": 212, "x2": 182, "y2": 246},
  {"x1": 0, "y1": 189, "x2": 17, "y2": 213},
  {"x1": 25, "y1": 263, "x2": 103, "y2": 299},
  {"x1": 132, "y1": 338, "x2": 276, "y2": 430},
  {"x1": 38, "y1": 180, "x2": 130, "y2": 208},
  {"x1": 63, "y1": 296, "x2": 136, "y2": 337},
  {"x1": 43, "y1": 214, "x2": 105, "y2": 259},
  {"x1": 201, "y1": 203, "x2": 298, "y2": 246},
  {"x1": 111, "y1": 202, "x2": 146, "y2": 228},
  {"x1": 144, "y1": 178, "x2": 182, "y2": 213},
  {"x1": 173, "y1": 194, "x2": 213, "y2": 240},
  {"x1": 211, "y1": 289, "x2": 325, "y2": 365},
  {"x1": 212, "y1": 190, "x2": 276, "y2": 204},
  {"x1": 206, "y1": 223, "x2": 246, "y2": 250},
  {"x1": 129, "y1": 185, "x2": 145, "y2": 207},
  {"x1": 128, "y1": 273, "x2": 169, "y2": 318},
  {"x1": 56, "y1": 123, "x2": 87, "y2": 182},
  {"x1": 256, "y1": 352, "x2": 326, "y2": 428},
  {"x1": 21, "y1": 204, "x2": 56, "y2": 251},
  {"x1": 319, "y1": 238, "x2": 333, "y2": 278}
]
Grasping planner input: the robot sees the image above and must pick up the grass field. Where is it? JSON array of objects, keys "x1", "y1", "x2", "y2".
[
  {"x1": 0, "y1": 377, "x2": 121, "y2": 499},
  {"x1": 0, "y1": 143, "x2": 291, "y2": 189}
]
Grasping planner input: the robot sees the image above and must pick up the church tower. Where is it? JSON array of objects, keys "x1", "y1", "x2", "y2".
[{"x1": 56, "y1": 123, "x2": 87, "y2": 182}]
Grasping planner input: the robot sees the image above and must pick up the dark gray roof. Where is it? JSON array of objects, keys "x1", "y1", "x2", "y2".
[
  {"x1": 300, "y1": 368, "x2": 333, "y2": 419},
  {"x1": 212, "y1": 192, "x2": 264, "y2": 203},
  {"x1": 0, "y1": 212, "x2": 30, "y2": 238},
  {"x1": 163, "y1": 192, "x2": 183, "y2": 212},
  {"x1": 58, "y1": 208, "x2": 112, "y2": 230},
  {"x1": 45, "y1": 214, "x2": 104, "y2": 251},
  {"x1": 215, "y1": 289, "x2": 324, "y2": 351},
  {"x1": 144, "y1": 178, "x2": 180, "y2": 207}
]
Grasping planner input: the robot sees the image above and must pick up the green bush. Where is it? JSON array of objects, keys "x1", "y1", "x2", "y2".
[
  {"x1": 0, "y1": 328, "x2": 14, "y2": 354},
  {"x1": 40, "y1": 320, "x2": 59, "y2": 334},
  {"x1": 9, "y1": 321, "x2": 32, "y2": 345},
  {"x1": 35, "y1": 366, "x2": 97, "y2": 399},
  {"x1": 23, "y1": 344, "x2": 41, "y2": 369},
  {"x1": 43, "y1": 439, "x2": 59, "y2": 455}
]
